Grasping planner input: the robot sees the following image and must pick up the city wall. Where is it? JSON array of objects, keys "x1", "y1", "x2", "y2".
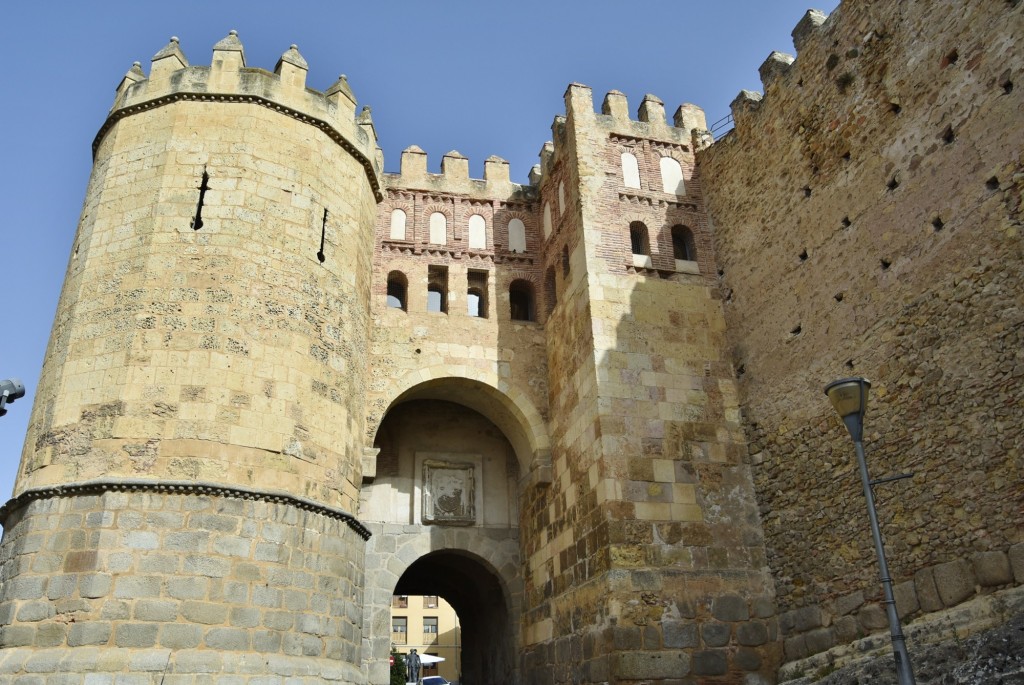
[{"x1": 699, "y1": 0, "x2": 1024, "y2": 667}]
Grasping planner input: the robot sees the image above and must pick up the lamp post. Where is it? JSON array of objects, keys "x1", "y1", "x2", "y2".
[{"x1": 824, "y1": 377, "x2": 916, "y2": 685}]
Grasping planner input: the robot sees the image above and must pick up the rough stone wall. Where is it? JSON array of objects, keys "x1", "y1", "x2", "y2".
[
  {"x1": 17, "y1": 38, "x2": 380, "y2": 512},
  {"x1": 699, "y1": 0, "x2": 1023, "y2": 666},
  {"x1": 521, "y1": 84, "x2": 780, "y2": 684},
  {"x1": 0, "y1": 491, "x2": 366, "y2": 682}
]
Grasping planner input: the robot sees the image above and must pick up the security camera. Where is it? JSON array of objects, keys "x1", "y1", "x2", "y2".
[{"x1": 0, "y1": 378, "x2": 26, "y2": 417}]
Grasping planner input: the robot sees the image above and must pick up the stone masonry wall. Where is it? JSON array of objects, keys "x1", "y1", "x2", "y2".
[
  {"x1": 17, "y1": 36, "x2": 381, "y2": 512},
  {"x1": 699, "y1": 0, "x2": 1023, "y2": 666},
  {"x1": 0, "y1": 491, "x2": 366, "y2": 682},
  {"x1": 521, "y1": 84, "x2": 780, "y2": 683}
]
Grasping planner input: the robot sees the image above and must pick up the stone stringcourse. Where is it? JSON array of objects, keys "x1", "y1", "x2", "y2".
[{"x1": 0, "y1": 479, "x2": 372, "y2": 540}]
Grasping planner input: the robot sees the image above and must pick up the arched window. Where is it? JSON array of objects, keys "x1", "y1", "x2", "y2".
[
  {"x1": 427, "y1": 265, "x2": 447, "y2": 313},
  {"x1": 545, "y1": 266, "x2": 557, "y2": 315},
  {"x1": 672, "y1": 225, "x2": 697, "y2": 261},
  {"x1": 389, "y1": 209, "x2": 407, "y2": 240},
  {"x1": 660, "y1": 157, "x2": 685, "y2": 195},
  {"x1": 558, "y1": 181, "x2": 567, "y2": 215},
  {"x1": 508, "y1": 218, "x2": 527, "y2": 253},
  {"x1": 543, "y1": 203, "x2": 552, "y2": 239},
  {"x1": 386, "y1": 271, "x2": 407, "y2": 310},
  {"x1": 429, "y1": 212, "x2": 447, "y2": 245},
  {"x1": 468, "y1": 270, "x2": 487, "y2": 318},
  {"x1": 621, "y1": 152, "x2": 641, "y2": 189},
  {"x1": 468, "y1": 214, "x2": 487, "y2": 249},
  {"x1": 629, "y1": 222, "x2": 650, "y2": 256},
  {"x1": 509, "y1": 279, "x2": 535, "y2": 322}
]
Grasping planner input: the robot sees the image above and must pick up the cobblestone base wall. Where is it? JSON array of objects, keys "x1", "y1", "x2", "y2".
[{"x1": 0, "y1": 490, "x2": 366, "y2": 682}]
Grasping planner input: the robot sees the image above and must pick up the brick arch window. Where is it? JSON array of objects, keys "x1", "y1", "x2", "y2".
[
  {"x1": 621, "y1": 152, "x2": 641, "y2": 189},
  {"x1": 386, "y1": 271, "x2": 407, "y2": 310},
  {"x1": 389, "y1": 208, "x2": 407, "y2": 240},
  {"x1": 468, "y1": 214, "x2": 487, "y2": 249},
  {"x1": 509, "y1": 279, "x2": 535, "y2": 322},
  {"x1": 660, "y1": 156, "x2": 685, "y2": 195},
  {"x1": 671, "y1": 224, "x2": 697, "y2": 261},
  {"x1": 543, "y1": 202, "x2": 553, "y2": 239},
  {"x1": 429, "y1": 212, "x2": 448, "y2": 245},
  {"x1": 629, "y1": 221, "x2": 650, "y2": 256},
  {"x1": 508, "y1": 218, "x2": 527, "y2": 253}
]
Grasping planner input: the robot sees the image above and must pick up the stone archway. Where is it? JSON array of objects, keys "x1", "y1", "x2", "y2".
[{"x1": 359, "y1": 376, "x2": 540, "y2": 685}]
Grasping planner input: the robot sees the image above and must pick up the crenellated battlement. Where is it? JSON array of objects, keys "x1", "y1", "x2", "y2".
[
  {"x1": 534, "y1": 82, "x2": 707, "y2": 184},
  {"x1": 723, "y1": 8, "x2": 836, "y2": 137},
  {"x1": 384, "y1": 145, "x2": 537, "y2": 201},
  {"x1": 98, "y1": 31, "x2": 384, "y2": 200}
]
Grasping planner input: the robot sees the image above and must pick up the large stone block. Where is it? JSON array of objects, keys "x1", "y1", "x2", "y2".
[
  {"x1": 933, "y1": 559, "x2": 976, "y2": 607},
  {"x1": 972, "y1": 551, "x2": 1013, "y2": 587}
]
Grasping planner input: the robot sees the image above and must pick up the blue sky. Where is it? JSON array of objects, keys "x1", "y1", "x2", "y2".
[{"x1": 0, "y1": 0, "x2": 839, "y2": 501}]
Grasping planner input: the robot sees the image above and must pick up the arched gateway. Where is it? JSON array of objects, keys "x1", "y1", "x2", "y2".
[{"x1": 359, "y1": 376, "x2": 542, "y2": 684}]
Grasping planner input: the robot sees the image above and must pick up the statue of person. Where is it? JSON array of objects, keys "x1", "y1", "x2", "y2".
[{"x1": 406, "y1": 648, "x2": 421, "y2": 683}]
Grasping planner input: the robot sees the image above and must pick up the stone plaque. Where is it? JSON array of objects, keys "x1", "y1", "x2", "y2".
[{"x1": 422, "y1": 459, "x2": 476, "y2": 525}]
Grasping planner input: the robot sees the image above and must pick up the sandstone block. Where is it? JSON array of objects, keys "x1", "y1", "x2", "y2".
[
  {"x1": 804, "y1": 626, "x2": 836, "y2": 655},
  {"x1": 134, "y1": 600, "x2": 178, "y2": 622},
  {"x1": 67, "y1": 622, "x2": 112, "y2": 646},
  {"x1": 692, "y1": 649, "x2": 727, "y2": 676},
  {"x1": 835, "y1": 590, "x2": 864, "y2": 616},
  {"x1": 735, "y1": 646, "x2": 762, "y2": 671},
  {"x1": 15, "y1": 602, "x2": 53, "y2": 623},
  {"x1": 858, "y1": 603, "x2": 888, "y2": 631},
  {"x1": 115, "y1": 623, "x2": 159, "y2": 648},
  {"x1": 702, "y1": 621, "x2": 731, "y2": 647},
  {"x1": 79, "y1": 573, "x2": 113, "y2": 599},
  {"x1": 894, "y1": 580, "x2": 919, "y2": 619},
  {"x1": 933, "y1": 558, "x2": 976, "y2": 607},
  {"x1": 1011, "y1": 543, "x2": 1024, "y2": 584},
  {"x1": 972, "y1": 551, "x2": 1013, "y2": 587},
  {"x1": 914, "y1": 566, "x2": 943, "y2": 613},
  {"x1": 834, "y1": 615, "x2": 859, "y2": 642},
  {"x1": 205, "y1": 627, "x2": 251, "y2": 651},
  {"x1": 663, "y1": 620, "x2": 698, "y2": 648},
  {"x1": 34, "y1": 623, "x2": 66, "y2": 648},
  {"x1": 737, "y1": 620, "x2": 768, "y2": 646},
  {"x1": 712, "y1": 593, "x2": 749, "y2": 621},
  {"x1": 159, "y1": 624, "x2": 202, "y2": 649}
]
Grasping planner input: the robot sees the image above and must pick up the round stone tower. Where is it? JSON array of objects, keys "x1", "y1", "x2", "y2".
[{"x1": 0, "y1": 33, "x2": 381, "y2": 681}]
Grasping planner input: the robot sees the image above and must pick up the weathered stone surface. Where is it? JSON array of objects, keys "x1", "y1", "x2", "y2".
[
  {"x1": 972, "y1": 551, "x2": 1013, "y2": 587},
  {"x1": 933, "y1": 559, "x2": 976, "y2": 608}
]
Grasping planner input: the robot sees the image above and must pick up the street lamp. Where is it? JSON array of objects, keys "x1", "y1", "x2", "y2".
[{"x1": 824, "y1": 377, "x2": 916, "y2": 685}]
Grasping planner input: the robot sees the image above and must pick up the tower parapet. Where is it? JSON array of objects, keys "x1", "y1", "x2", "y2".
[{"x1": 104, "y1": 31, "x2": 382, "y2": 201}]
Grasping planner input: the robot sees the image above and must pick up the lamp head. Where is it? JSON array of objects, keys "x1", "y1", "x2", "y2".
[
  {"x1": 824, "y1": 377, "x2": 870, "y2": 442},
  {"x1": 0, "y1": 378, "x2": 26, "y2": 417}
]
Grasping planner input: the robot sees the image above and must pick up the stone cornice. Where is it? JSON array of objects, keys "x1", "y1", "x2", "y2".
[
  {"x1": 92, "y1": 92, "x2": 384, "y2": 203},
  {"x1": 0, "y1": 478, "x2": 373, "y2": 540}
]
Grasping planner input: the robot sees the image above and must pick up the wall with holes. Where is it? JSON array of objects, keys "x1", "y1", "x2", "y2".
[{"x1": 699, "y1": 0, "x2": 1023, "y2": 664}]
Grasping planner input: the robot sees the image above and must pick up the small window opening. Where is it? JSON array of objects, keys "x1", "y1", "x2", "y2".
[
  {"x1": 545, "y1": 266, "x2": 557, "y2": 315},
  {"x1": 389, "y1": 208, "x2": 407, "y2": 240},
  {"x1": 427, "y1": 265, "x2": 448, "y2": 313},
  {"x1": 428, "y1": 212, "x2": 447, "y2": 245},
  {"x1": 671, "y1": 225, "x2": 697, "y2": 261},
  {"x1": 468, "y1": 214, "x2": 487, "y2": 250},
  {"x1": 386, "y1": 271, "x2": 407, "y2": 310},
  {"x1": 629, "y1": 222, "x2": 650, "y2": 256},
  {"x1": 508, "y1": 218, "x2": 527, "y2": 253},
  {"x1": 621, "y1": 152, "x2": 641, "y2": 189},
  {"x1": 509, "y1": 279, "x2": 535, "y2": 322},
  {"x1": 467, "y1": 270, "x2": 488, "y2": 318}
]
